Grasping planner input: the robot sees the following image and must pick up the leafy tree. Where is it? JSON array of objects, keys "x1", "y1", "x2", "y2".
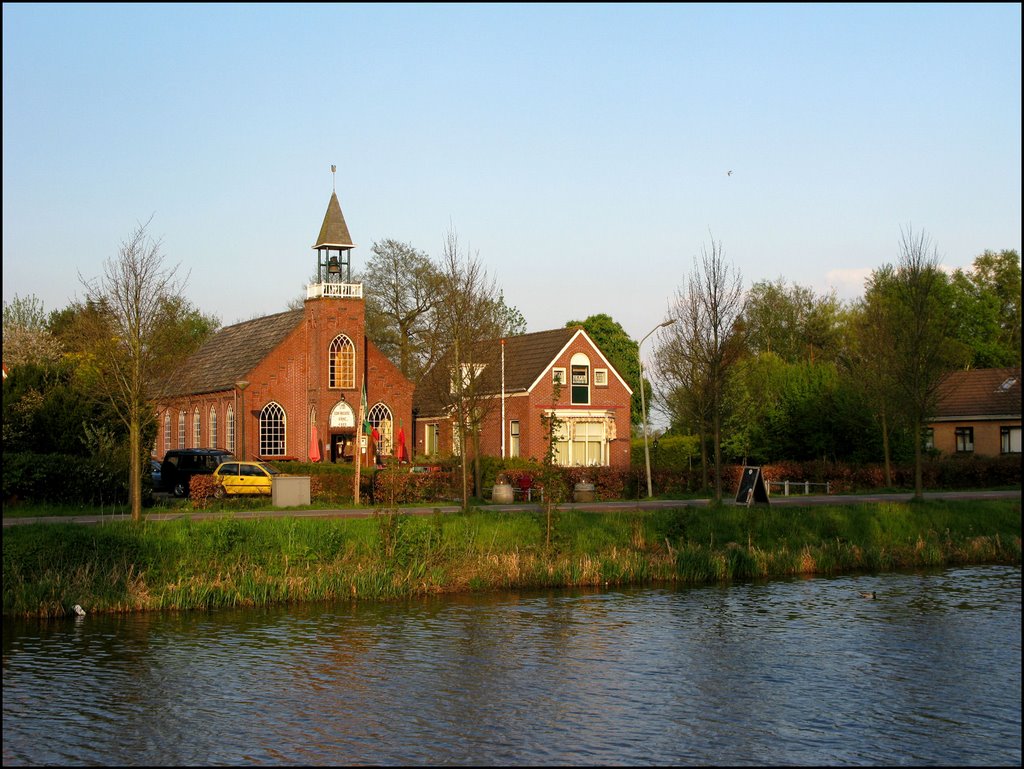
[
  {"x1": 868, "y1": 227, "x2": 970, "y2": 498},
  {"x1": 565, "y1": 313, "x2": 643, "y2": 425},
  {"x1": 494, "y1": 290, "x2": 528, "y2": 337},
  {"x1": 743, "y1": 278, "x2": 844, "y2": 364},
  {"x1": 946, "y1": 249, "x2": 1021, "y2": 367},
  {"x1": 2, "y1": 360, "x2": 126, "y2": 456},
  {"x1": 2, "y1": 293, "x2": 63, "y2": 368}
]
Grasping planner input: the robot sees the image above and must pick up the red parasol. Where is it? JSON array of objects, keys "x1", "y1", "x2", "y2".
[
  {"x1": 396, "y1": 426, "x2": 407, "y2": 462},
  {"x1": 309, "y1": 424, "x2": 322, "y2": 462}
]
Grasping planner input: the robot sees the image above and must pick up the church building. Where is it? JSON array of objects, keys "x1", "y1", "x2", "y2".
[{"x1": 152, "y1": 188, "x2": 414, "y2": 467}]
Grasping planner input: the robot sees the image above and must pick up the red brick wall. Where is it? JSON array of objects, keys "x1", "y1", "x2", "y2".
[
  {"x1": 413, "y1": 332, "x2": 632, "y2": 468},
  {"x1": 152, "y1": 294, "x2": 415, "y2": 465}
]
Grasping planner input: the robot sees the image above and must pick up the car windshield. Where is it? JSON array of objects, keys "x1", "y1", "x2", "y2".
[{"x1": 258, "y1": 463, "x2": 282, "y2": 475}]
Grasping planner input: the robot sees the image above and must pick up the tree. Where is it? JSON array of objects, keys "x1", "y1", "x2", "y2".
[
  {"x1": 494, "y1": 290, "x2": 528, "y2": 337},
  {"x1": 946, "y1": 249, "x2": 1022, "y2": 367},
  {"x1": 655, "y1": 236, "x2": 746, "y2": 502},
  {"x1": 78, "y1": 218, "x2": 197, "y2": 521},
  {"x1": 358, "y1": 239, "x2": 442, "y2": 380},
  {"x1": 424, "y1": 227, "x2": 504, "y2": 509},
  {"x1": 2, "y1": 293, "x2": 63, "y2": 368},
  {"x1": 565, "y1": 313, "x2": 644, "y2": 425},
  {"x1": 870, "y1": 227, "x2": 969, "y2": 498},
  {"x1": 743, "y1": 278, "x2": 843, "y2": 364}
]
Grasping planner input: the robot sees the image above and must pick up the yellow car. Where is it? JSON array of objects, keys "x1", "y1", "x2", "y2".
[{"x1": 212, "y1": 460, "x2": 282, "y2": 496}]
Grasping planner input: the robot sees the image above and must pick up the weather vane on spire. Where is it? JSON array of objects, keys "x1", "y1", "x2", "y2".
[{"x1": 331, "y1": 164, "x2": 336, "y2": 192}]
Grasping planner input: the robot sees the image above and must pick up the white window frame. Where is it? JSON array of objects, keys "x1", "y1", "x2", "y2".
[
  {"x1": 1001, "y1": 426, "x2": 1021, "y2": 454},
  {"x1": 329, "y1": 334, "x2": 355, "y2": 389},
  {"x1": 594, "y1": 368, "x2": 608, "y2": 387},
  {"x1": 259, "y1": 402, "x2": 287, "y2": 457}
]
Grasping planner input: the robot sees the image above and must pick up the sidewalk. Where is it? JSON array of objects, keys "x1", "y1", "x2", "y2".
[{"x1": 3, "y1": 489, "x2": 1019, "y2": 527}]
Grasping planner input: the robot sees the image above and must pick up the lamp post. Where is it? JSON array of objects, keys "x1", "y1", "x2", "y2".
[
  {"x1": 639, "y1": 319, "x2": 676, "y2": 498},
  {"x1": 235, "y1": 380, "x2": 249, "y2": 460}
]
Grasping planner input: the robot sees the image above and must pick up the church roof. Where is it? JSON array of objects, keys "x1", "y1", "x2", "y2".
[
  {"x1": 155, "y1": 309, "x2": 305, "y2": 398},
  {"x1": 313, "y1": 191, "x2": 354, "y2": 249}
]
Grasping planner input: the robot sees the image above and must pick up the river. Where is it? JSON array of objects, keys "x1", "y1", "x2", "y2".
[{"x1": 3, "y1": 565, "x2": 1020, "y2": 766}]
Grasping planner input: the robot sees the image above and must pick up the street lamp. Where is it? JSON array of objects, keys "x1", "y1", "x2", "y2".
[
  {"x1": 235, "y1": 380, "x2": 249, "y2": 460},
  {"x1": 639, "y1": 319, "x2": 676, "y2": 498}
]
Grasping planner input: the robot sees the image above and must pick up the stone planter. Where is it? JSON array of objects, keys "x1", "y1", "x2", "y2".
[
  {"x1": 573, "y1": 482, "x2": 596, "y2": 503},
  {"x1": 492, "y1": 482, "x2": 514, "y2": 504}
]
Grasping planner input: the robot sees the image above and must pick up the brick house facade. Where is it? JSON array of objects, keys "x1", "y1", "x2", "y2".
[
  {"x1": 927, "y1": 367, "x2": 1021, "y2": 457},
  {"x1": 152, "y1": 190, "x2": 415, "y2": 467},
  {"x1": 413, "y1": 327, "x2": 634, "y2": 468}
]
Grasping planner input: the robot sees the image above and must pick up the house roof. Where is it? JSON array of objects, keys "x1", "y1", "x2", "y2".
[
  {"x1": 155, "y1": 309, "x2": 305, "y2": 398},
  {"x1": 313, "y1": 191, "x2": 354, "y2": 250},
  {"x1": 413, "y1": 326, "x2": 632, "y2": 417},
  {"x1": 933, "y1": 366, "x2": 1022, "y2": 420}
]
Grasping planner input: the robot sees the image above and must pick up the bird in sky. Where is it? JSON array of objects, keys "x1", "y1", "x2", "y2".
[{"x1": 727, "y1": 170, "x2": 732, "y2": 176}]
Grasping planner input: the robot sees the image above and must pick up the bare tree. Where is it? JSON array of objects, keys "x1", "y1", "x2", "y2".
[
  {"x1": 359, "y1": 239, "x2": 442, "y2": 380},
  {"x1": 655, "y1": 236, "x2": 746, "y2": 502},
  {"x1": 79, "y1": 218, "x2": 191, "y2": 521},
  {"x1": 423, "y1": 227, "x2": 503, "y2": 509}
]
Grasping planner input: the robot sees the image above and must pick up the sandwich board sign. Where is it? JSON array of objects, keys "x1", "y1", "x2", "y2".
[{"x1": 735, "y1": 466, "x2": 770, "y2": 506}]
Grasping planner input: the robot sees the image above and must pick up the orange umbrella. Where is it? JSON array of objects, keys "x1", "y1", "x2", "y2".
[{"x1": 309, "y1": 424, "x2": 321, "y2": 462}]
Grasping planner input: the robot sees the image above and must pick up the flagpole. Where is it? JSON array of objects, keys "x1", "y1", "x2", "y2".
[
  {"x1": 500, "y1": 338, "x2": 506, "y2": 458},
  {"x1": 354, "y1": 380, "x2": 364, "y2": 505}
]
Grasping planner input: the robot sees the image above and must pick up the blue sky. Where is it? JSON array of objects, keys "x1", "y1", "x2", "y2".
[{"x1": 3, "y1": 3, "x2": 1021, "y2": 344}]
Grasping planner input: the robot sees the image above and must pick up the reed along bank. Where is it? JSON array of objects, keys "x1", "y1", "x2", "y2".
[{"x1": 3, "y1": 499, "x2": 1020, "y2": 618}]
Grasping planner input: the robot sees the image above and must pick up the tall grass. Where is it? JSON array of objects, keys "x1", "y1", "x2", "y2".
[{"x1": 3, "y1": 500, "x2": 1019, "y2": 617}]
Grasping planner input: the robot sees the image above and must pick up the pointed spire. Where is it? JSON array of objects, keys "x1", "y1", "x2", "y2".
[{"x1": 313, "y1": 190, "x2": 355, "y2": 250}]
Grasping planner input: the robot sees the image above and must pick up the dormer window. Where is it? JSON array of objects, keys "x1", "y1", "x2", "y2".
[{"x1": 570, "y1": 353, "x2": 590, "y2": 405}]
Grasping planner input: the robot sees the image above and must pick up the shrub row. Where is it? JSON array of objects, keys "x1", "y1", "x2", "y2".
[{"x1": 2, "y1": 451, "x2": 133, "y2": 506}]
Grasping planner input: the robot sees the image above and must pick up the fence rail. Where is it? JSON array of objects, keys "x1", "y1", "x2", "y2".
[{"x1": 766, "y1": 480, "x2": 831, "y2": 496}]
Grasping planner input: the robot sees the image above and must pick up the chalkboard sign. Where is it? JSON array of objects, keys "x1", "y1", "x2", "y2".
[{"x1": 735, "y1": 466, "x2": 770, "y2": 505}]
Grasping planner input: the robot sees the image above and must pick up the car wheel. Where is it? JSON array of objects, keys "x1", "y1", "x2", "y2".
[
  {"x1": 173, "y1": 482, "x2": 188, "y2": 498},
  {"x1": 214, "y1": 485, "x2": 226, "y2": 499}
]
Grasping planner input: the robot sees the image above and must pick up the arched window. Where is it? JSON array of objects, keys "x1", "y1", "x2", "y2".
[
  {"x1": 209, "y1": 406, "x2": 218, "y2": 448},
  {"x1": 227, "y1": 405, "x2": 235, "y2": 453},
  {"x1": 193, "y1": 408, "x2": 201, "y2": 448},
  {"x1": 163, "y1": 413, "x2": 171, "y2": 454},
  {"x1": 329, "y1": 334, "x2": 355, "y2": 389},
  {"x1": 367, "y1": 402, "x2": 393, "y2": 456},
  {"x1": 178, "y1": 411, "x2": 186, "y2": 448},
  {"x1": 570, "y1": 353, "x2": 591, "y2": 405},
  {"x1": 259, "y1": 402, "x2": 286, "y2": 457}
]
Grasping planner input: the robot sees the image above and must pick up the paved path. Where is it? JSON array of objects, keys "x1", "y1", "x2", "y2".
[{"x1": 3, "y1": 489, "x2": 1019, "y2": 527}]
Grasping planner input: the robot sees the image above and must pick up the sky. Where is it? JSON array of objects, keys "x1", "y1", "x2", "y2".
[{"x1": 3, "y1": 3, "x2": 1021, "y2": 347}]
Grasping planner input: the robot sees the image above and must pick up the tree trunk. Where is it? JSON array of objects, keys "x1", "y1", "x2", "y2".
[
  {"x1": 129, "y1": 417, "x2": 142, "y2": 522},
  {"x1": 880, "y1": 408, "x2": 892, "y2": 487}
]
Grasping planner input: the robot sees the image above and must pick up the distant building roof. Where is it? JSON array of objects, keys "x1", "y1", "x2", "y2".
[
  {"x1": 932, "y1": 366, "x2": 1022, "y2": 421},
  {"x1": 156, "y1": 309, "x2": 305, "y2": 398},
  {"x1": 313, "y1": 191, "x2": 354, "y2": 250}
]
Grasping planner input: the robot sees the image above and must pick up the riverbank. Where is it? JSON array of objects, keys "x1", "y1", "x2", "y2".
[{"x1": 3, "y1": 499, "x2": 1020, "y2": 618}]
